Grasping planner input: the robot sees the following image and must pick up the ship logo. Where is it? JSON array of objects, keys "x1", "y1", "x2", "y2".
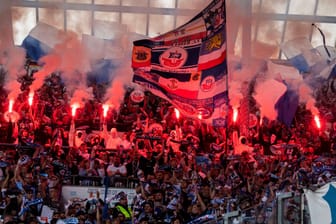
[{"x1": 160, "y1": 47, "x2": 187, "y2": 69}]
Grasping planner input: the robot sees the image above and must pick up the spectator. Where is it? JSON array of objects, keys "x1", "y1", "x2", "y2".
[
  {"x1": 126, "y1": 150, "x2": 141, "y2": 179},
  {"x1": 111, "y1": 192, "x2": 132, "y2": 224},
  {"x1": 105, "y1": 128, "x2": 123, "y2": 150},
  {"x1": 106, "y1": 156, "x2": 127, "y2": 187},
  {"x1": 136, "y1": 200, "x2": 156, "y2": 224},
  {"x1": 152, "y1": 189, "x2": 167, "y2": 222},
  {"x1": 120, "y1": 132, "x2": 132, "y2": 150},
  {"x1": 139, "y1": 147, "x2": 156, "y2": 178},
  {"x1": 74, "y1": 130, "x2": 85, "y2": 148}
]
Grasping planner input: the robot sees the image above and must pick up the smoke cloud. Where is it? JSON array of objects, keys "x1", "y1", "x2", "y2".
[
  {"x1": 31, "y1": 29, "x2": 94, "y2": 108},
  {"x1": 0, "y1": 1, "x2": 26, "y2": 102},
  {"x1": 3, "y1": 0, "x2": 335, "y2": 125},
  {"x1": 225, "y1": 0, "x2": 334, "y2": 124}
]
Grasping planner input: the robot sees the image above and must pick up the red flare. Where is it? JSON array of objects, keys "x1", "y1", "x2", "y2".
[
  {"x1": 174, "y1": 108, "x2": 180, "y2": 119},
  {"x1": 71, "y1": 103, "x2": 80, "y2": 117},
  {"x1": 233, "y1": 108, "x2": 238, "y2": 123},
  {"x1": 28, "y1": 91, "x2": 34, "y2": 106},
  {"x1": 314, "y1": 115, "x2": 321, "y2": 129},
  {"x1": 102, "y1": 104, "x2": 109, "y2": 118},
  {"x1": 8, "y1": 99, "x2": 14, "y2": 113}
]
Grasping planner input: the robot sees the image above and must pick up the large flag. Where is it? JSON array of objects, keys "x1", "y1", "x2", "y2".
[
  {"x1": 304, "y1": 182, "x2": 336, "y2": 224},
  {"x1": 21, "y1": 22, "x2": 62, "y2": 61},
  {"x1": 132, "y1": 0, "x2": 228, "y2": 126}
]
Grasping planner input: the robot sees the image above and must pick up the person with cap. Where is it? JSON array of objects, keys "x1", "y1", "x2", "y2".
[{"x1": 111, "y1": 191, "x2": 132, "y2": 224}]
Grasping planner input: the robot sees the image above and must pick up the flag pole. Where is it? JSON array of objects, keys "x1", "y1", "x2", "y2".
[
  {"x1": 225, "y1": 77, "x2": 229, "y2": 156},
  {"x1": 300, "y1": 192, "x2": 304, "y2": 224},
  {"x1": 225, "y1": 0, "x2": 230, "y2": 156}
]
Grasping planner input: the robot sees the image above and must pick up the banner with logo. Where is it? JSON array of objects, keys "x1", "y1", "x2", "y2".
[{"x1": 132, "y1": 0, "x2": 228, "y2": 126}]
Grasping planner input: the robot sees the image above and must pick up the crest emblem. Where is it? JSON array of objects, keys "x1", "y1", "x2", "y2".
[
  {"x1": 133, "y1": 46, "x2": 151, "y2": 63},
  {"x1": 130, "y1": 90, "x2": 145, "y2": 103},
  {"x1": 160, "y1": 47, "x2": 187, "y2": 69},
  {"x1": 201, "y1": 76, "x2": 215, "y2": 92},
  {"x1": 167, "y1": 78, "x2": 179, "y2": 90}
]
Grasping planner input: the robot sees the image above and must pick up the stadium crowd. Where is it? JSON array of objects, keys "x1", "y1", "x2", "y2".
[{"x1": 0, "y1": 68, "x2": 336, "y2": 224}]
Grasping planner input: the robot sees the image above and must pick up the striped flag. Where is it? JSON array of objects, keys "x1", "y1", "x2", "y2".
[
  {"x1": 304, "y1": 182, "x2": 336, "y2": 224},
  {"x1": 132, "y1": 0, "x2": 228, "y2": 125}
]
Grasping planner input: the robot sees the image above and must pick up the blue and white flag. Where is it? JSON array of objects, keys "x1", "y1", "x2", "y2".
[
  {"x1": 132, "y1": 0, "x2": 228, "y2": 126},
  {"x1": 21, "y1": 22, "x2": 62, "y2": 61},
  {"x1": 304, "y1": 182, "x2": 336, "y2": 224},
  {"x1": 281, "y1": 37, "x2": 333, "y2": 76}
]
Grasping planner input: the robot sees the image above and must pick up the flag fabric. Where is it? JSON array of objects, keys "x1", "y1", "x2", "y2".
[
  {"x1": 21, "y1": 22, "x2": 62, "y2": 61},
  {"x1": 275, "y1": 88, "x2": 299, "y2": 127},
  {"x1": 254, "y1": 79, "x2": 287, "y2": 121},
  {"x1": 328, "y1": 62, "x2": 336, "y2": 79},
  {"x1": 304, "y1": 182, "x2": 336, "y2": 224},
  {"x1": 132, "y1": 0, "x2": 228, "y2": 126},
  {"x1": 86, "y1": 59, "x2": 116, "y2": 84},
  {"x1": 281, "y1": 37, "x2": 328, "y2": 75}
]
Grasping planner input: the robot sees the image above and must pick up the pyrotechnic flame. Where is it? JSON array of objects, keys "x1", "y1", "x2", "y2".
[
  {"x1": 314, "y1": 115, "x2": 321, "y2": 129},
  {"x1": 71, "y1": 103, "x2": 80, "y2": 117},
  {"x1": 233, "y1": 108, "x2": 238, "y2": 123},
  {"x1": 198, "y1": 113, "x2": 202, "y2": 120},
  {"x1": 8, "y1": 99, "x2": 14, "y2": 113},
  {"x1": 174, "y1": 108, "x2": 180, "y2": 119},
  {"x1": 28, "y1": 91, "x2": 34, "y2": 106},
  {"x1": 103, "y1": 104, "x2": 109, "y2": 118}
]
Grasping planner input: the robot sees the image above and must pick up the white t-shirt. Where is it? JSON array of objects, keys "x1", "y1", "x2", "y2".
[{"x1": 106, "y1": 164, "x2": 127, "y2": 176}]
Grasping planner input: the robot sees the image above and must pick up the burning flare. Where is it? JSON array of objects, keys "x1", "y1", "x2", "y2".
[
  {"x1": 8, "y1": 99, "x2": 14, "y2": 113},
  {"x1": 314, "y1": 115, "x2": 321, "y2": 129},
  {"x1": 28, "y1": 91, "x2": 34, "y2": 106},
  {"x1": 174, "y1": 108, "x2": 180, "y2": 119},
  {"x1": 5, "y1": 99, "x2": 19, "y2": 122},
  {"x1": 102, "y1": 104, "x2": 109, "y2": 118},
  {"x1": 71, "y1": 103, "x2": 80, "y2": 117},
  {"x1": 233, "y1": 108, "x2": 238, "y2": 123}
]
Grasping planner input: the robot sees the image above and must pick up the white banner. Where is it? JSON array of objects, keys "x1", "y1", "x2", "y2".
[{"x1": 304, "y1": 182, "x2": 336, "y2": 224}]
